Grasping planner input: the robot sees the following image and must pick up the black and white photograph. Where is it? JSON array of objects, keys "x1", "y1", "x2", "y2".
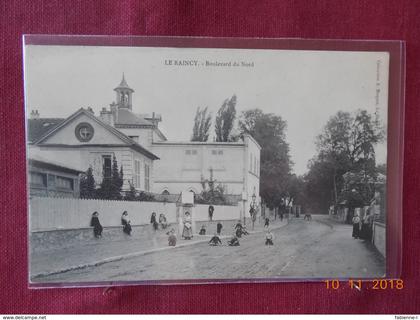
[{"x1": 24, "y1": 40, "x2": 389, "y2": 284}]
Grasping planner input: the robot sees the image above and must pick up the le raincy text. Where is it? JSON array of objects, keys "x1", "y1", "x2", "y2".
[{"x1": 164, "y1": 59, "x2": 254, "y2": 68}]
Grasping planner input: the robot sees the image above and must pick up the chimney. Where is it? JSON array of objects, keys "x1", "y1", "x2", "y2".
[
  {"x1": 87, "y1": 107, "x2": 94, "y2": 114},
  {"x1": 30, "y1": 110, "x2": 40, "y2": 119},
  {"x1": 110, "y1": 102, "x2": 118, "y2": 125},
  {"x1": 100, "y1": 106, "x2": 115, "y2": 127}
]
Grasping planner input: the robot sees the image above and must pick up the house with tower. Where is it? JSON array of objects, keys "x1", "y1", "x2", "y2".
[{"x1": 28, "y1": 74, "x2": 261, "y2": 207}]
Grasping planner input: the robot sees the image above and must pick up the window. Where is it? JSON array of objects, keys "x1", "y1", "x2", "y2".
[
  {"x1": 102, "y1": 155, "x2": 112, "y2": 179},
  {"x1": 30, "y1": 172, "x2": 46, "y2": 187},
  {"x1": 134, "y1": 159, "x2": 141, "y2": 188},
  {"x1": 250, "y1": 153, "x2": 253, "y2": 171},
  {"x1": 254, "y1": 156, "x2": 257, "y2": 175},
  {"x1": 144, "y1": 164, "x2": 150, "y2": 191},
  {"x1": 185, "y1": 149, "x2": 198, "y2": 155},
  {"x1": 48, "y1": 174, "x2": 56, "y2": 187},
  {"x1": 212, "y1": 150, "x2": 224, "y2": 156},
  {"x1": 56, "y1": 176, "x2": 74, "y2": 190}
]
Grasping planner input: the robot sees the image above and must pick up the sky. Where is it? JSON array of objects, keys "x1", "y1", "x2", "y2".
[{"x1": 24, "y1": 45, "x2": 389, "y2": 175}]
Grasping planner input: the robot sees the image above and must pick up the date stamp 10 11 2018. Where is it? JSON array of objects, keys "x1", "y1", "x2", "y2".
[{"x1": 325, "y1": 279, "x2": 404, "y2": 290}]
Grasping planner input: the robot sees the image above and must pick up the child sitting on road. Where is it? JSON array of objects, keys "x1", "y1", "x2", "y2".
[
  {"x1": 265, "y1": 229, "x2": 274, "y2": 246},
  {"x1": 228, "y1": 234, "x2": 240, "y2": 246},
  {"x1": 167, "y1": 228, "x2": 177, "y2": 246},
  {"x1": 208, "y1": 233, "x2": 222, "y2": 246},
  {"x1": 199, "y1": 225, "x2": 206, "y2": 235}
]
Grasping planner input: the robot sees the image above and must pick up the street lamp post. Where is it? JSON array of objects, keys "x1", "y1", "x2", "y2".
[
  {"x1": 250, "y1": 190, "x2": 257, "y2": 230},
  {"x1": 241, "y1": 190, "x2": 247, "y2": 225}
]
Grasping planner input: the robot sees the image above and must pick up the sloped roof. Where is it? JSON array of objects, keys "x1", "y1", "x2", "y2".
[
  {"x1": 29, "y1": 154, "x2": 84, "y2": 174},
  {"x1": 114, "y1": 73, "x2": 134, "y2": 92},
  {"x1": 27, "y1": 118, "x2": 64, "y2": 143},
  {"x1": 34, "y1": 108, "x2": 159, "y2": 160},
  {"x1": 115, "y1": 108, "x2": 154, "y2": 126}
]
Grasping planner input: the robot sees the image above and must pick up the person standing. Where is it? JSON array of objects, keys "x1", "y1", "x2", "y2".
[
  {"x1": 352, "y1": 212, "x2": 361, "y2": 239},
  {"x1": 216, "y1": 221, "x2": 223, "y2": 235},
  {"x1": 182, "y1": 212, "x2": 193, "y2": 240},
  {"x1": 361, "y1": 210, "x2": 373, "y2": 241},
  {"x1": 208, "y1": 205, "x2": 214, "y2": 221},
  {"x1": 264, "y1": 217, "x2": 270, "y2": 228},
  {"x1": 90, "y1": 211, "x2": 103, "y2": 238},
  {"x1": 150, "y1": 212, "x2": 158, "y2": 231},
  {"x1": 121, "y1": 211, "x2": 132, "y2": 236}
]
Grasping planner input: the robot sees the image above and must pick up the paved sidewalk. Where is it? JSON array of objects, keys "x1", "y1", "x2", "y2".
[{"x1": 31, "y1": 218, "x2": 288, "y2": 279}]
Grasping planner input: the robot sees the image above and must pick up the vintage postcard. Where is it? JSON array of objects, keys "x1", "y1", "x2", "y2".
[{"x1": 24, "y1": 37, "x2": 392, "y2": 285}]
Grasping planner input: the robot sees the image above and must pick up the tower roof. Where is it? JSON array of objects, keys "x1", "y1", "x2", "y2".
[{"x1": 114, "y1": 73, "x2": 134, "y2": 92}]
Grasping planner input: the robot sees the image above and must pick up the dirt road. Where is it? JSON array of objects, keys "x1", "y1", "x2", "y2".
[{"x1": 37, "y1": 215, "x2": 385, "y2": 283}]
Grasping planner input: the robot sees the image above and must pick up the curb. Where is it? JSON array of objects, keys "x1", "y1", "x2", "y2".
[{"x1": 31, "y1": 221, "x2": 288, "y2": 279}]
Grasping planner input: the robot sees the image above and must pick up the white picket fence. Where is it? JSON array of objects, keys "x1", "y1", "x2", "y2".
[{"x1": 29, "y1": 197, "x2": 241, "y2": 231}]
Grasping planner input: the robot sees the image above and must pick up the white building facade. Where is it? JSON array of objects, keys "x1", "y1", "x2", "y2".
[{"x1": 28, "y1": 75, "x2": 261, "y2": 208}]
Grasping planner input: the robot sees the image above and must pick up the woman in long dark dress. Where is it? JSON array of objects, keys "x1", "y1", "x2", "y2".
[
  {"x1": 90, "y1": 211, "x2": 103, "y2": 238},
  {"x1": 121, "y1": 211, "x2": 132, "y2": 236},
  {"x1": 150, "y1": 212, "x2": 158, "y2": 231},
  {"x1": 216, "y1": 222, "x2": 223, "y2": 235},
  {"x1": 361, "y1": 211, "x2": 373, "y2": 241},
  {"x1": 352, "y1": 213, "x2": 361, "y2": 239}
]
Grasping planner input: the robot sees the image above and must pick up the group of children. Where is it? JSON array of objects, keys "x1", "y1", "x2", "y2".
[
  {"x1": 166, "y1": 219, "x2": 275, "y2": 247},
  {"x1": 91, "y1": 211, "x2": 276, "y2": 247},
  {"x1": 150, "y1": 212, "x2": 168, "y2": 231}
]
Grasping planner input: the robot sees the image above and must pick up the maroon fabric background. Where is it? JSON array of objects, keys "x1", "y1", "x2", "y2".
[{"x1": 0, "y1": 0, "x2": 419, "y2": 314}]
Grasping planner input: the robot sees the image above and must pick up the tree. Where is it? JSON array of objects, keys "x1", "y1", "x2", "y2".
[
  {"x1": 80, "y1": 166, "x2": 96, "y2": 199},
  {"x1": 118, "y1": 166, "x2": 124, "y2": 191},
  {"x1": 215, "y1": 95, "x2": 237, "y2": 142},
  {"x1": 306, "y1": 109, "x2": 384, "y2": 212},
  {"x1": 285, "y1": 174, "x2": 306, "y2": 207},
  {"x1": 191, "y1": 107, "x2": 212, "y2": 142},
  {"x1": 124, "y1": 181, "x2": 137, "y2": 201},
  {"x1": 97, "y1": 156, "x2": 123, "y2": 200},
  {"x1": 195, "y1": 169, "x2": 229, "y2": 205},
  {"x1": 239, "y1": 109, "x2": 292, "y2": 208},
  {"x1": 111, "y1": 155, "x2": 123, "y2": 200}
]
